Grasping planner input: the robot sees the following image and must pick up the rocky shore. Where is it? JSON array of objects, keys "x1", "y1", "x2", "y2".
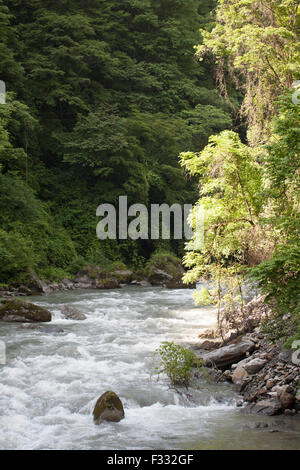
[
  {"x1": 193, "y1": 297, "x2": 300, "y2": 417},
  {"x1": 0, "y1": 262, "x2": 189, "y2": 298}
]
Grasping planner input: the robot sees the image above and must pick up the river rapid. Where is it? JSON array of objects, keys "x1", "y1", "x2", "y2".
[{"x1": 0, "y1": 287, "x2": 299, "y2": 450}]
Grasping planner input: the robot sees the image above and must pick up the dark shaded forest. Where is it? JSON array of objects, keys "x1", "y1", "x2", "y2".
[{"x1": 0, "y1": 0, "x2": 235, "y2": 283}]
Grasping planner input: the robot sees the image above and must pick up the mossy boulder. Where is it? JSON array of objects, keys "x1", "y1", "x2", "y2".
[
  {"x1": 93, "y1": 391, "x2": 125, "y2": 425},
  {"x1": 75, "y1": 264, "x2": 122, "y2": 289},
  {"x1": 0, "y1": 299, "x2": 52, "y2": 323},
  {"x1": 146, "y1": 252, "x2": 184, "y2": 286}
]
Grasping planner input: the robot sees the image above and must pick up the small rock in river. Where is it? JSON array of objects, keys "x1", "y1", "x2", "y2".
[
  {"x1": 93, "y1": 391, "x2": 125, "y2": 425},
  {"x1": 61, "y1": 305, "x2": 87, "y2": 321}
]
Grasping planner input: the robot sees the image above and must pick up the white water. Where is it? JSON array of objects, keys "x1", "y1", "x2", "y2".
[{"x1": 0, "y1": 287, "x2": 299, "y2": 450}]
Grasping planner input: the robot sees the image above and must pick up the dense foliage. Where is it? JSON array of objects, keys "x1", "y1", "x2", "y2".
[
  {"x1": 181, "y1": 0, "x2": 300, "y2": 344},
  {"x1": 0, "y1": 0, "x2": 233, "y2": 284}
]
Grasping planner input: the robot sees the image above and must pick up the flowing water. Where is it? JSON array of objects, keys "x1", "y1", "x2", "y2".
[{"x1": 0, "y1": 287, "x2": 299, "y2": 450}]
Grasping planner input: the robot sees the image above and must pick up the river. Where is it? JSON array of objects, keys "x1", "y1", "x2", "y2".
[{"x1": 0, "y1": 287, "x2": 299, "y2": 450}]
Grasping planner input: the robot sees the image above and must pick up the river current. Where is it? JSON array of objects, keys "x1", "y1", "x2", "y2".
[{"x1": 0, "y1": 287, "x2": 299, "y2": 450}]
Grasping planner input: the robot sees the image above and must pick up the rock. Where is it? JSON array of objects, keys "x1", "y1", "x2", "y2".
[
  {"x1": 198, "y1": 329, "x2": 217, "y2": 339},
  {"x1": 93, "y1": 391, "x2": 125, "y2": 425},
  {"x1": 278, "y1": 351, "x2": 293, "y2": 363},
  {"x1": 75, "y1": 282, "x2": 94, "y2": 289},
  {"x1": 232, "y1": 366, "x2": 249, "y2": 384},
  {"x1": 21, "y1": 324, "x2": 64, "y2": 334},
  {"x1": 136, "y1": 280, "x2": 152, "y2": 287},
  {"x1": 0, "y1": 299, "x2": 51, "y2": 323},
  {"x1": 95, "y1": 278, "x2": 120, "y2": 289},
  {"x1": 75, "y1": 273, "x2": 92, "y2": 284},
  {"x1": 284, "y1": 409, "x2": 295, "y2": 416},
  {"x1": 49, "y1": 283, "x2": 60, "y2": 291},
  {"x1": 61, "y1": 305, "x2": 87, "y2": 321},
  {"x1": 279, "y1": 392, "x2": 295, "y2": 410},
  {"x1": 222, "y1": 370, "x2": 232, "y2": 381},
  {"x1": 61, "y1": 279, "x2": 74, "y2": 289},
  {"x1": 18, "y1": 286, "x2": 39, "y2": 296},
  {"x1": 199, "y1": 338, "x2": 255, "y2": 369},
  {"x1": 285, "y1": 385, "x2": 296, "y2": 394},
  {"x1": 146, "y1": 254, "x2": 184, "y2": 286},
  {"x1": 244, "y1": 358, "x2": 267, "y2": 375},
  {"x1": 200, "y1": 340, "x2": 222, "y2": 351},
  {"x1": 242, "y1": 399, "x2": 282, "y2": 416},
  {"x1": 1, "y1": 315, "x2": 29, "y2": 322},
  {"x1": 28, "y1": 272, "x2": 53, "y2": 294},
  {"x1": 148, "y1": 268, "x2": 173, "y2": 285},
  {"x1": 266, "y1": 380, "x2": 274, "y2": 389}
]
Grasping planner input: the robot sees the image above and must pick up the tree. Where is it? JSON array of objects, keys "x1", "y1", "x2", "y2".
[
  {"x1": 197, "y1": 0, "x2": 300, "y2": 144},
  {"x1": 249, "y1": 91, "x2": 300, "y2": 341},
  {"x1": 0, "y1": 0, "x2": 234, "y2": 283},
  {"x1": 180, "y1": 130, "x2": 263, "y2": 327}
]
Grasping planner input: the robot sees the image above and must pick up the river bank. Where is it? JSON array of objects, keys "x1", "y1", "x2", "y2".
[
  {"x1": 191, "y1": 297, "x2": 300, "y2": 418},
  {"x1": 0, "y1": 258, "x2": 191, "y2": 298}
]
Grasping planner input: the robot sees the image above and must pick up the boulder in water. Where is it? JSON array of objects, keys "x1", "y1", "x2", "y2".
[
  {"x1": 279, "y1": 391, "x2": 295, "y2": 410},
  {"x1": 93, "y1": 391, "x2": 125, "y2": 425},
  {"x1": 61, "y1": 305, "x2": 87, "y2": 321},
  {"x1": 242, "y1": 399, "x2": 282, "y2": 416},
  {"x1": 0, "y1": 299, "x2": 51, "y2": 323}
]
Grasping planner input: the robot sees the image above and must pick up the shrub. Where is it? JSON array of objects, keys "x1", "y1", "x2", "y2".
[
  {"x1": 154, "y1": 341, "x2": 202, "y2": 388},
  {"x1": 0, "y1": 229, "x2": 36, "y2": 284},
  {"x1": 46, "y1": 228, "x2": 77, "y2": 269},
  {"x1": 249, "y1": 243, "x2": 300, "y2": 346}
]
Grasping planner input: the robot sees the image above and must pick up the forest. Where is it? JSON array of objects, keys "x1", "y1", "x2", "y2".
[{"x1": 0, "y1": 0, "x2": 299, "y2": 346}]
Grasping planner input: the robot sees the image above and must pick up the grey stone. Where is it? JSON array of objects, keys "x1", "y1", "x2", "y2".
[
  {"x1": 244, "y1": 358, "x2": 267, "y2": 375},
  {"x1": 199, "y1": 338, "x2": 255, "y2": 368},
  {"x1": 242, "y1": 399, "x2": 282, "y2": 416},
  {"x1": 0, "y1": 299, "x2": 51, "y2": 323},
  {"x1": 61, "y1": 305, "x2": 87, "y2": 321}
]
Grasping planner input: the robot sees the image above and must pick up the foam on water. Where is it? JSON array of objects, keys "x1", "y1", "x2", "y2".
[{"x1": 0, "y1": 287, "x2": 299, "y2": 450}]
